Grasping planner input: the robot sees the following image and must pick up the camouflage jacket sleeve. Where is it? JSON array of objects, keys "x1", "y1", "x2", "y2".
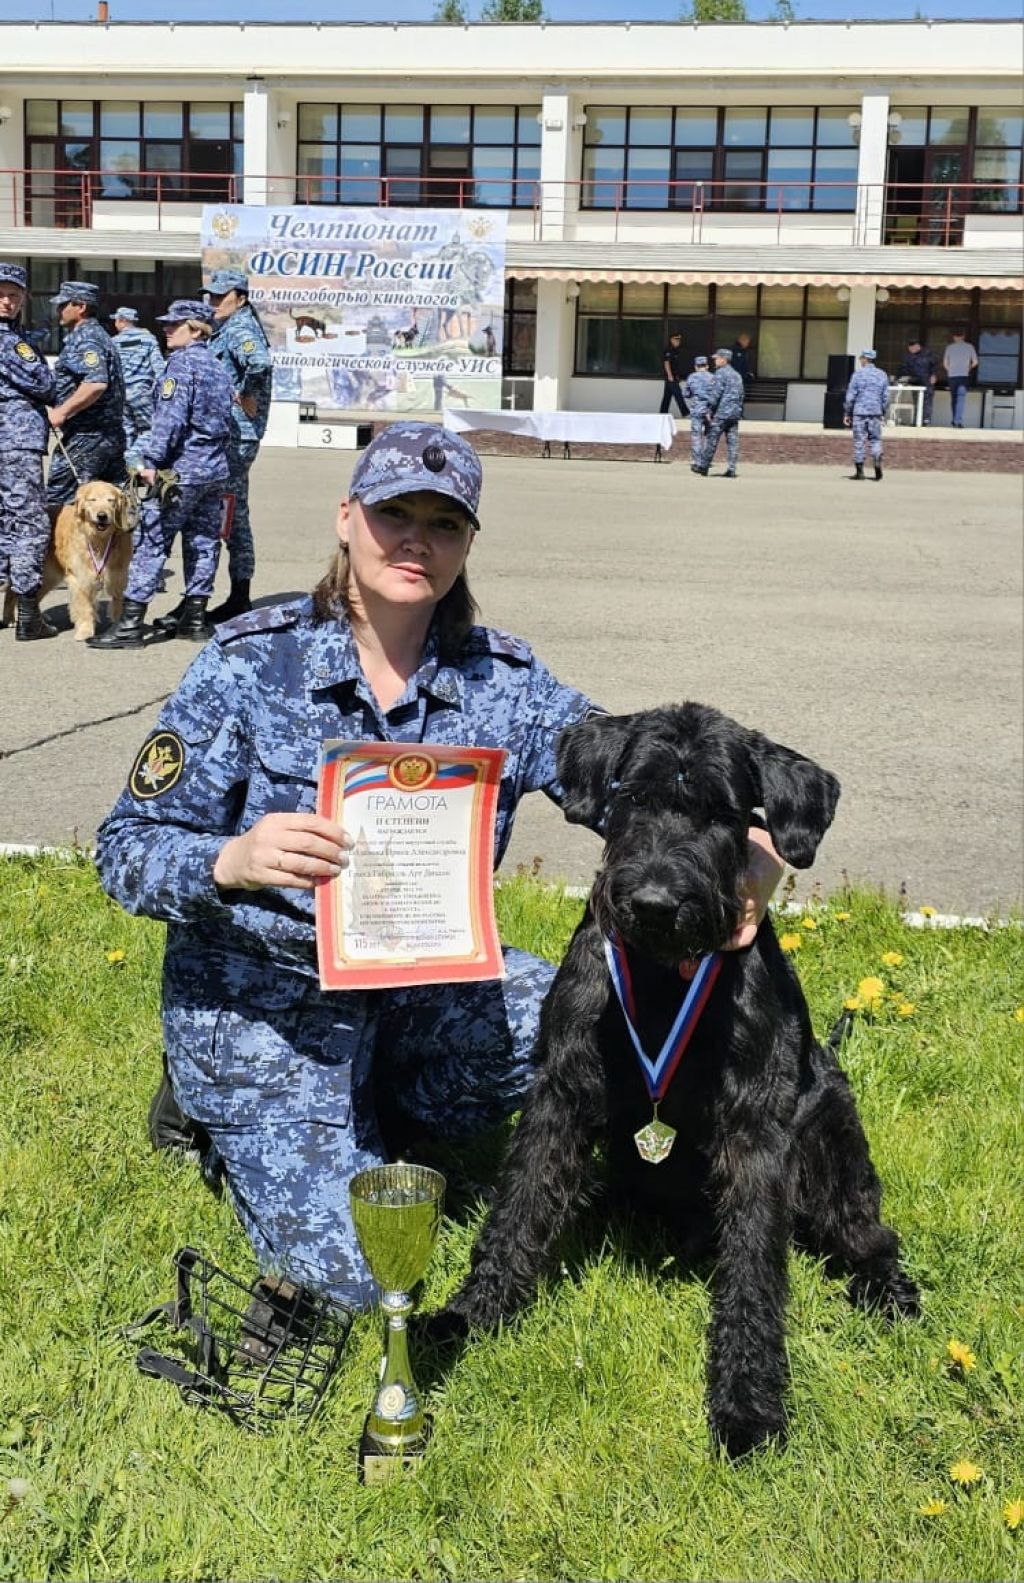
[
  {"x1": 0, "y1": 330, "x2": 56, "y2": 403},
  {"x1": 231, "y1": 316, "x2": 273, "y2": 400},
  {"x1": 63, "y1": 328, "x2": 113, "y2": 387},
  {"x1": 139, "y1": 351, "x2": 191, "y2": 469},
  {"x1": 94, "y1": 639, "x2": 251, "y2": 923},
  {"x1": 519, "y1": 655, "x2": 600, "y2": 814},
  {"x1": 149, "y1": 337, "x2": 167, "y2": 383}
]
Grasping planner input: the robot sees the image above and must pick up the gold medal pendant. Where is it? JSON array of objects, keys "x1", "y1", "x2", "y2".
[{"x1": 634, "y1": 1105, "x2": 677, "y2": 1165}]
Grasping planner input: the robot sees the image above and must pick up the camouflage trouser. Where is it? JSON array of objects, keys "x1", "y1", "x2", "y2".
[
  {"x1": 702, "y1": 414, "x2": 740, "y2": 472},
  {"x1": 852, "y1": 413, "x2": 883, "y2": 463},
  {"x1": 689, "y1": 412, "x2": 709, "y2": 466},
  {"x1": 164, "y1": 946, "x2": 556, "y2": 1311},
  {"x1": 46, "y1": 433, "x2": 125, "y2": 506},
  {"x1": 0, "y1": 449, "x2": 50, "y2": 596},
  {"x1": 126, "y1": 479, "x2": 226, "y2": 603},
  {"x1": 223, "y1": 440, "x2": 259, "y2": 582}
]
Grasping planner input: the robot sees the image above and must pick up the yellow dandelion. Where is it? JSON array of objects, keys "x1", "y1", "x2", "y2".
[
  {"x1": 843, "y1": 996, "x2": 863, "y2": 1012},
  {"x1": 834, "y1": 911, "x2": 851, "y2": 922},
  {"x1": 779, "y1": 933, "x2": 802, "y2": 953},
  {"x1": 946, "y1": 1339, "x2": 976, "y2": 1372},
  {"x1": 858, "y1": 976, "x2": 886, "y2": 1008},
  {"x1": 897, "y1": 1002, "x2": 916, "y2": 1018},
  {"x1": 800, "y1": 916, "x2": 818, "y2": 931},
  {"x1": 881, "y1": 951, "x2": 904, "y2": 967},
  {"x1": 919, "y1": 1498, "x2": 948, "y2": 1517},
  {"x1": 105, "y1": 949, "x2": 126, "y2": 965},
  {"x1": 1014, "y1": 1007, "x2": 1024, "y2": 1024},
  {"x1": 1004, "y1": 1499, "x2": 1024, "y2": 1531},
  {"x1": 919, "y1": 905, "x2": 937, "y2": 918},
  {"x1": 949, "y1": 1460, "x2": 983, "y2": 1487}
]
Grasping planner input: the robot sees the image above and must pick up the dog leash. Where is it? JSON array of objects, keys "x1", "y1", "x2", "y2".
[
  {"x1": 604, "y1": 931, "x2": 722, "y2": 1165},
  {"x1": 48, "y1": 419, "x2": 82, "y2": 487}
]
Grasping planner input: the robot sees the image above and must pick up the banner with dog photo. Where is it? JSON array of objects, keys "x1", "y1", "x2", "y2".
[{"x1": 200, "y1": 204, "x2": 507, "y2": 414}]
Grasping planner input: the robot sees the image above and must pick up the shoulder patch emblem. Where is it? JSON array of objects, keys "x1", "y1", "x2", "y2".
[
  {"x1": 15, "y1": 341, "x2": 37, "y2": 361},
  {"x1": 241, "y1": 339, "x2": 256, "y2": 354},
  {"x1": 83, "y1": 349, "x2": 100, "y2": 367},
  {"x1": 129, "y1": 731, "x2": 185, "y2": 799},
  {"x1": 161, "y1": 377, "x2": 177, "y2": 399}
]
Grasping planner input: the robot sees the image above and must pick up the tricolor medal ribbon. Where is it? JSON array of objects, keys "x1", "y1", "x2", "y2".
[{"x1": 604, "y1": 931, "x2": 722, "y2": 1164}]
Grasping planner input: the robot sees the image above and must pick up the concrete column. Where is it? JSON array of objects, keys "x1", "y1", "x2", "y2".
[
  {"x1": 538, "y1": 86, "x2": 581, "y2": 242},
  {"x1": 533, "y1": 276, "x2": 574, "y2": 411},
  {"x1": 244, "y1": 80, "x2": 296, "y2": 208},
  {"x1": 845, "y1": 284, "x2": 876, "y2": 358},
  {"x1": 0, "y1": 99, "x2": 25, "y2": 229},
  {"x1": 854, "y1": 88, "x2": 890, "y2": 246}
]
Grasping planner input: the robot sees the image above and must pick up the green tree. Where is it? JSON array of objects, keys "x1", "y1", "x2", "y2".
[
  {"x1": 434, "y1": 0, "x2": 468, "y2": 19},
  {"x1": 771, "y1": 0, "x2": 797, "y2": 20},
  {"x1": 679, "y1": 0, "x2": 748, "y2": 20},
  {"x1": 480, "y1": 0, "x2": 545, "y2": 20}
]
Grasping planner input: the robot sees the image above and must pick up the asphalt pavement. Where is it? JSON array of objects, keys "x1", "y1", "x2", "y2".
[{"x1": 2, "y1": 446, "x2": 1021, "y2": 913}]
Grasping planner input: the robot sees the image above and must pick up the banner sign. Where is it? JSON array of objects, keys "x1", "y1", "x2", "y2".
[{"x1": 201, "y1": 204, "x2": 507, "y2": 413}]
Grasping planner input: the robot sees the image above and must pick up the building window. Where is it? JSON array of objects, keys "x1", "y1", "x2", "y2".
[
  {"x1": 24, "y1": 100, "x2": 244, "y2": 222},
  {"x1": 885, "y1": 106, "x2": 1023, "y2": 242},
  {"x1": 581, "y1": 105, "x2": 859, "y2": 212},
  {"x1": 503, "y1": 279, "x2": 536, "y2": 375},
  {"x1": 574, "y1": 282, "x2": 848, "y2": 380},
  {"x1": 875, "y1": 286, "x2": 1023, "y2": 387},
  {"x1": 25, "y1": 256, "x2": 204, "y2": 346},
  {"x1": 296, "y1": 103, "x2": 540, "y2": 208}
]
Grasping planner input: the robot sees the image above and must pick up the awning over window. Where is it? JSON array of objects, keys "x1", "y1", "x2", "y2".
[{"x1": 506, "y1": 266, "x2": 1023, "y2": 290}]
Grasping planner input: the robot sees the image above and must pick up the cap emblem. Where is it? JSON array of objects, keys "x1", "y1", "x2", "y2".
[{"x1": 422, "y1": 443, "x2": 447, "y2": 473}]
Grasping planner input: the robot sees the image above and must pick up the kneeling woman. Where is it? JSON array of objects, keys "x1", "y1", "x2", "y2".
[
  {"x1": 89, "y1": 298, "x2": 232, "y2": 648},
  {"x1": 95, "y1": 422, "x2": 781, "y2": 1311}
]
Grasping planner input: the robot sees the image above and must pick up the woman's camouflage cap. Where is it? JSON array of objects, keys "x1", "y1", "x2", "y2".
[{"x1": 348, "y1": 421, "x2": 483, "y2": 529}]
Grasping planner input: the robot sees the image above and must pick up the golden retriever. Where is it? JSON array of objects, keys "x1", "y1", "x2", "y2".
[{"x1": 1, "y1": 481, "x2": 137, "y2": 639}]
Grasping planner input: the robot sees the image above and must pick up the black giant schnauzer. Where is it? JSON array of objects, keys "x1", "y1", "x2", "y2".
[{"x1": 431, "y1": 704, "x2": 920, "y2": 1457}]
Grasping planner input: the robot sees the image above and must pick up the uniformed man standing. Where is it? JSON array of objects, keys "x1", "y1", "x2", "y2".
[
  {"x1": 659, "y1": 331, "x2": 687, "y2": 417},
  {"x1": 206, "y1": 267, "x2": 272, "y2": 623},
  {"x1": 844, "y1": 349, "x2": 890, "y2": 480},
  {"x1": 110, "y1": 305, "x2": 166, "y2": 460},
  {"x1": 45, "y1": 280, "x2": 126, "y2": 505},
  {"x1": 896, "y1": 337, "x2": 938, "y2": 426},
  {"x1": 89, "y1": 300, "x2": 232, "y2": 650},
  {"x1": 0, "y1": 262, "x2": 58, "y2": 641},
  {"x1": 683, "y1": 354, "x2": 714, "y2": 472},
  {"x1": 695, "y1": 347, "x2": 745, "y2": 478}
]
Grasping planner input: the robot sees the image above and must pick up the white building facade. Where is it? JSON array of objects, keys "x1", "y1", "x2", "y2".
[{"x1": 0, "y1": 16, "x2": 1020, "y2": 431}]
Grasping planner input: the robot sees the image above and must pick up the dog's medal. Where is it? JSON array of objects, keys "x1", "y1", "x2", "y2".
[
  {"x1": 604, "y1": 932, "x2": 722, "y2": 1166},
  {"x1": 634, "y1": 1104, "x2": 678, "y2": 1165}
]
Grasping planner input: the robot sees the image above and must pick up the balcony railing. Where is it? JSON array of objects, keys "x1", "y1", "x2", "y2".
[{"x1": 2, "y1": 166, "x2": 1021, "y2": 247}]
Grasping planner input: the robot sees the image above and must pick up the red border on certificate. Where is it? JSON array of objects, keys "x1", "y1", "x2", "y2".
[{"x1": 315, "y1": 741, "x2": 506, "y2": 990}]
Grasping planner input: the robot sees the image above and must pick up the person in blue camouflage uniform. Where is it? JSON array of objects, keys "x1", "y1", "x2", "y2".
[
  {"x1": 682, "y1": 354, "x2": 715, "y2": 473},
  {"x1": 844, "y1": 349, "x2": 890, "y2": 482},
  {"x1": 110, "y1": 306, "x2": 166, "y2": 462},
  {"x1": 695, "y1": 347, "x2": 745, "y2": 478},
  {"x1": 46, "y1": 280, "x2": 126, "y2": 507},
  {"x1": 0, "y1": 262, "x2": 59, "y2": 641},
  {"x1": 207, "y1": 267, "x2": 273, "y2": 623},
  {"x1": 89, "y1": 300, "x2": 232, "y2": 650},
  {"x1": 95, "y1": 422, "x2": 783, "y2": 1314}
]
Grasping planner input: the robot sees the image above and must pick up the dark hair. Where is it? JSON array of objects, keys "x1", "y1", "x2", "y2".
[{"x1": 311, "y1": 543, "x2": 479, "y2": 659}]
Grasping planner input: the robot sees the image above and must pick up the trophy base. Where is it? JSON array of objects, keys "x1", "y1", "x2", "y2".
[{"x1": 358, "y1": 1415, "x2": 432, "y2": 1485}]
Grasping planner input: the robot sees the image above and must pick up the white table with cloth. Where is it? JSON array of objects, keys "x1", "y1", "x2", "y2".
[{"x1": 443, "y1": 407, "x2": 676, "y2": 459}]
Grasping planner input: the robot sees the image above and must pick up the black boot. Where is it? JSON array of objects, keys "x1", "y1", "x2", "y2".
[
  {"x1": 208, "y1": 578, "x2": 252, "y2": 625},
  {"x1": 175, "y1": 595, "x2": 213, "y2": 641},
  {"x1": 151, "y1": 598, "x2": 186, "y2": 636},
  {"x1": 148, "y1": 1066, "x2": 223, "y2": 1195},
  {"x1": 851, "y1": 463, "x2": 865, "y2": 481},
  {"x1": 724, "y1": 469, "x2": 737, "y2": 478},
  {"x1": 86, "y1": 597, "x2": 148, "y2": 649},
  {"x1": 15, "y1": 593, "x2": 58, "y2": 641},
  {"x1": 874, "y1": 461, "x2": 884, "y2": 481},
  {"x1": 694, "y1": 465, "x2": 709, "y2": 476}
]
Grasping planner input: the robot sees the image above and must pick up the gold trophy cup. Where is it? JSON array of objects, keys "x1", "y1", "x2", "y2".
[{"x1": 349, "y1": 1162, "x2": 446, "y2": 1483}]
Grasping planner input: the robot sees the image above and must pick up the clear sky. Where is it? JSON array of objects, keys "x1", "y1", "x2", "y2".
[{"x1": 0, "y1": 0, "x2": 1021, "y2": 22}]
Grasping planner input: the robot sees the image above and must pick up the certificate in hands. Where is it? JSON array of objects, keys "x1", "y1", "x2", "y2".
[{"x1": 315, "y1": 741, "x2": 506, "y2": 990}]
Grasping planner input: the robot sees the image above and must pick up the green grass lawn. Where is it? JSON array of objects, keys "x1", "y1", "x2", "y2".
[{"x1": 1, "y1": 854, "x2": 1022, "y2": 1583}]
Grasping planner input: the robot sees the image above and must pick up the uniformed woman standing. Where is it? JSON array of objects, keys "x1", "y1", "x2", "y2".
[
  {"x1": 89, "y1": 300, "x2": 233, "y2": 649},
  {"x1": 95, "y1": 423, "x2": 782, "y2": 1309}
]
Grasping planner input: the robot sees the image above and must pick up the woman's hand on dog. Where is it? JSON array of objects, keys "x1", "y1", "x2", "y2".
[
  {"x1": 724, "y1": 828, "x2": 785, "y2": 951},
  {"x1": 212, "y1": 813, "x2": 351, "y2": 892}
]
